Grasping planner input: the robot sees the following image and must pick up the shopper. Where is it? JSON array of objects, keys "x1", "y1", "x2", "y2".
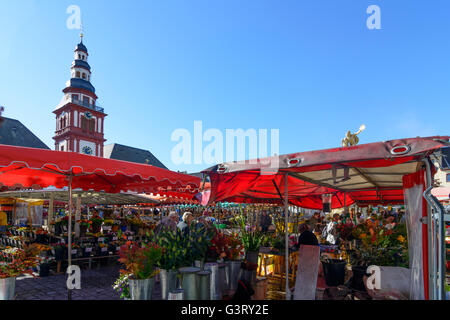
[
  {"x1": 297, "y1": 222, "x2": 319, "y2": 247},
  {"x1": 307, "y1": 211, "x2": 321, "y2": 232},
  {"x1": 177, "y1": 211, "x2": 193, "y2": 233},
  {"x1": 259, "y1": 211, "x2": 272, "y2": 233}
]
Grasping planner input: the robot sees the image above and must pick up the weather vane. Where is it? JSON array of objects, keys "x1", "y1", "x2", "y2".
[{"x1": 342, "y1": 124, "x2": 366, "y2": 147}]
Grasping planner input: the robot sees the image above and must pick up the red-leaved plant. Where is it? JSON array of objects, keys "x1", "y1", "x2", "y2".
[{"x1": 118, "y1": 241, "x2": 162, "y2": 279}]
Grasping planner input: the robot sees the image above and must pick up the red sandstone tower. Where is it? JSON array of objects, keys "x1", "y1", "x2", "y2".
[{"x1": 53, "y1": 35, "x2": 107, "y2": 156}]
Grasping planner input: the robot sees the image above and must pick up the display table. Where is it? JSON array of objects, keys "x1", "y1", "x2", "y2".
[
  {"x1": 257, "y1": 247, "x2": 298, "y2": 290},
  {"x1": 56, "y1": 254, "x2": 119, "y2": 273}
]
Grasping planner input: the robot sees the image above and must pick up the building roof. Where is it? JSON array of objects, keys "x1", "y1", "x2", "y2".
[
  {"x1": 104, "y1": 143, "x2": 167, "y2": 169},
  {"x1": 0, "y1": 117, "x2": 49, "y2": 149},
  {"x1": 75, "y1": 41, "x2": 88, "y2": 53},
  {"x1": 72, "y1": 59, "x2": 91, "y2": 71},
  {"x1": 66, "y1": 78, "x2": 95, "y2": 93}
]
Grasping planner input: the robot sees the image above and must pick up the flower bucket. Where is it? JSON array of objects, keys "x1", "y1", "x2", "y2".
[
  {"x1": 228, "y1": 260, "x2": 242, "y2": 292},
  {"x1": 245, "y1": 251, "x2": 259, "y2": 265},
  {"x1": 351, "y1": 266, "x2": 369, "y2": 291},
  {"x1": 54, "y1": 247, "x2": 66, "y2": 261},
  {"x1": 160, "y1": 269, "x2": 179, "y2": 300},
  {"x1": 129, "y1": 277, "x2": 155, "y2": 300},
  {"x1": 197, "y1": 270, "x2": 211, "y2": 300},
  {"x1": 218, "y1": 262, "x2": 228, "y2": 296},
  {"x1": 204, "y1": 262, "x2": 221, "y2": 300},
  {"x1": 322, "y1": 259, "x2": 346, "y2": 287},
  {"x1": 0, "y1": 277, "x2": 16, "y2": 300},
  {"x1": 38, "y1": 263, "x2": 51, "y2": 277},
  {"x1": 194, "y1": 260, "x2": 205, "y2": 270},
  {"x1": 168, "y1": 289, "x2": 184, "y2": 300},
  {"x1": 179, "y1": 267, "x2": 200, "y2": 300}
]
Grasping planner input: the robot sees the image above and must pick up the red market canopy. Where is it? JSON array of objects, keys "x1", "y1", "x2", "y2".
[
  {"x1": 202, "y1": 136, "x2": 450, "y2": 209},
  {"x1": 0, "y1": 144, "x2": 200, "y2": 195}
]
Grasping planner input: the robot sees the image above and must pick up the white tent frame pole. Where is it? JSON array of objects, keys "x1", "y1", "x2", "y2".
[
  {"x1": 284, "y1": 172, "x2": 289, "y2": 300},
  {"x1": 48, "y1": 193, "x2": 54, "y2": 232},
  {"x1": 67, "y1": 172, "x2": 73, "y2": 300},
  {"x1": 424, "y1": 159, "x2": 435, "y2": 300}
]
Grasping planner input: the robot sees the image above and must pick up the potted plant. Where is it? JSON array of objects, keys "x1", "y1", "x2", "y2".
[
  {"x1": 81, "y1": 243, "x2": 93, "y2": 258},
  {"x1": 156, "y1": 227, "x2": 193, "y2": 300},
  {"x1": 69, "y1": 243, "x2": 80, "y2": 259},
  {"x1": 52, "y1": 243, "x2": 66, "y2": 261},
  {"x1": 111, "y1": 220, "x2": 120, "y2": 233},
  {"x1": 0, "y1": 245, "x2": 40, "y2": 300},
  {"x1": 103, "y1": 219, "x2": 114, "y2": 233},
  {"x1": 118, "y1": 241, "x2": 162, "y2": 300},
  {"x1": 236, "y1": 206, "x2": 263, "y2": 265},
  {"x1": 348, "y1": 223, "x2": 409, "y2": 291},
  {"x1": 35, "y1": 228, "x2": 49, "y2": 244},
  {"x1": 90, "y1": 216, "x2": 103, "y2": 234},
  {"x1": 217, "y1": 231, "x2": 244, "y2": 292},
  {"x1": 77, "y1": 219, "x2": 90, "y2": 237}
]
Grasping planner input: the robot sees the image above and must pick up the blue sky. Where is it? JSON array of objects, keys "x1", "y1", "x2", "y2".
[{"x1": 0, "y1": 0, "x2": 449, "y2": 173}]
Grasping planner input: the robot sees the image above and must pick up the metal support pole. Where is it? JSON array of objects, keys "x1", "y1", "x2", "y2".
[
  {"x1": 48, "y1": 193, "x2": 54, "y2": 231},
  {"x1": 284, "y1": 173, "x2": 289, "y2": 300},
  {"x1": 423, "y1": 185, "x2": 447, "y2": 300},
  {"x1": 12, "y1": 199, "x2": 16, "y2": 225},
  {"x1": 424, "y1": 160, "x2": 435, "y2": 300},
  {"x1": 67, "y1": 172, "x2": 73, "y2": 300},
  {"x1": 75, "y1": 196, "x2": 81, "y2": 238}
]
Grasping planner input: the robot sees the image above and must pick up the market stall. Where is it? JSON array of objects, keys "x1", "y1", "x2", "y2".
[
  {"x1": 0, "y1": 144, "x2": 201, "y2": 299},
  {"x1": 202, "y1": 136, "x2": 450, "y2": 300}
]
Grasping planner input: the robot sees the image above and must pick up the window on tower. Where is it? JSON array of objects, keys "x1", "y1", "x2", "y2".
[
  {"x1": 82, "y1": 73, "x2": 86, "y2": 80},
  {"x1": 89, "y1": 119, "x2": 95, "y2": 133},
  {"x1": 81, "y1": 117, "x2": 87, "y2": 132},
  {"x1": 76, "y1": 71, "x2": 80, "y2": 78},
  {"x1": 72, "y1": 94, "x2": 79, "y2": 101}
]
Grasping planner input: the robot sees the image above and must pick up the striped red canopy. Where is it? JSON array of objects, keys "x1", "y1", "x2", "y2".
[
  {"x1": 0, "y1": 144, "x2": 200, "y2": 195},
  {"x1": 202, "y1": 136, "x2": 450, "y2": 209}
]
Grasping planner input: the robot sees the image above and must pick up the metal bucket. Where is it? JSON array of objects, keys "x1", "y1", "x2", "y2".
[
  {"x1": 218, "y1": 262, "x2": 228, "y2": 296},
  {"x1": 179, "y1": 267, "x2": 200, "y2": 300},
  {"x1": 160, "y1": 269, "x2": 179, "y2": 300},
  {"x1": 245, "y1": 251, "x2": 259, "y2": 265},
  {"x1": 168, "y1": 289, "x2": 184, "y2": 300},
  {"x1": 204, "y1": 262, "x2": 221, "y2": 300},
  {"x1": 197, "y1": 270, "x2": 211, "y2": 300},
  {"x1": 194, "y1": 260, "x2": 204, "y2": 270},
  {"x1": 129, "y1": 277, "x2": 155, "y2": 300},
  {"x1": 228, "y1": 260, "x2": 242, "y2": 292},
  {"x1": 0, "y1": 277, "x2": 15, "y2": 300}
]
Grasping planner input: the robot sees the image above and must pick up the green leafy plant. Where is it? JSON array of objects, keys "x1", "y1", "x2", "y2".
[
  {"x1": 236, "y1": 205, "x2": 263, "y2": 253},
  {"x1": 348, "y1": 223, "x2": 408, "y2": 267},
  {"x1": 156, "y1": 227, "x2": 190, "y2": 270}
]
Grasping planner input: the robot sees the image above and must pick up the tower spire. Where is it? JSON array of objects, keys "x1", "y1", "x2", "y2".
[{"x1": 80, "y1": 22, "x2": 84, "y2": 42}]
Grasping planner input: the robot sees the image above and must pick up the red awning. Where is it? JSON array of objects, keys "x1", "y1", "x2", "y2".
[
  {"x1": 0, "y1": 144, "x2": 200, "y2": 195},
  {"x1": 202, "y1": 136, "x2": 450, "y2": 209}
]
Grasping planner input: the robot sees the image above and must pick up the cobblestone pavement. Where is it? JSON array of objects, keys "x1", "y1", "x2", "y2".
[{"x1": 15, "y1": 262, "x2": 162, "y2": 300}]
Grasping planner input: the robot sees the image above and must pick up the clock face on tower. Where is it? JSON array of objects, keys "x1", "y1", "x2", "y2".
[{"x1": 81, "y1": 146, "x2": 93, "y2": 155}]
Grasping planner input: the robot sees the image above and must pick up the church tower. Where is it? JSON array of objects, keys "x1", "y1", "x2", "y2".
[{"x1": 53, "y1": 34, "x2": 107, "y2": 156}]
